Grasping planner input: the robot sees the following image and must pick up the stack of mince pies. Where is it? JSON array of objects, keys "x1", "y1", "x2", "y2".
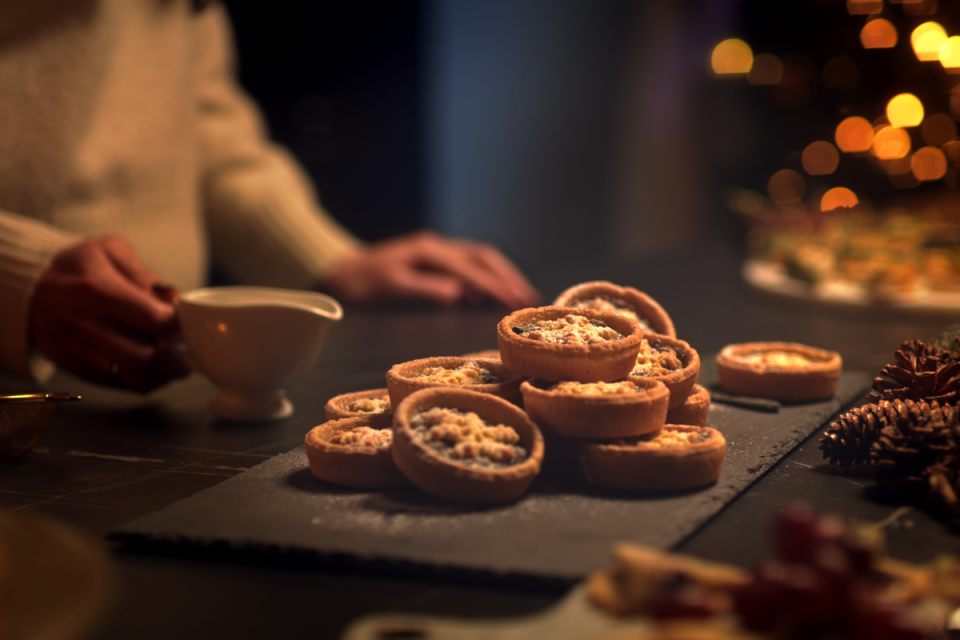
[{"x1": 305, "y1": 281, "x2": 725, "y2": 502}]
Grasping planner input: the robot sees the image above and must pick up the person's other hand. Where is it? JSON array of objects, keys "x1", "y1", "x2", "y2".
[
  {"x1": 322, "y1": 230, "x2": 541, "y2": 308},
  {"x1": 29, "y1": 235, "x2": 191, "y2": 392}
]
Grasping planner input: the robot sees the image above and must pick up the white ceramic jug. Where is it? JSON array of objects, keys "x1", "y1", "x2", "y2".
[{"x1": 177, "y1": 286, "x2": 343, "y2": 421}]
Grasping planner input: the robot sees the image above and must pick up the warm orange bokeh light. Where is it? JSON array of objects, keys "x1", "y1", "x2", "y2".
[
  {"x1": 886, "y1": 93, "x2": 924, "y2": 127},
  {"x1": 748, "y1": 53, "x2": 783, "y2": 85},
  {"x1": 943, "y1": 140, "x2": 960, "y2": 167},
  {"x1": 911, "y1": 146, "x2": 948, "y2": 181},
  {"x1": 872, "y1": 126, "x2": 912, "y2": 159},
  {"x1": 902, "y1": 0, "x2": 939, "y2": 18},
  {"x1": 861, "y1": 19, "x2": 898, "y2": 49},
  {"x1": 835, "y1": 116, "x2": 874, "y2": 152},
  {"x1": 912, "y1": 22, "x2": 947, "y2": 61},
  {"x1": 734, "y1": 189, "x2": 765, "y2": 216},
  {"x1": 940, "y1": 36, "x2": 960, "y2": 71},
  {"x1": 847, "y1": 0, "x2": 882, "y2": 14},
  {"x1": 921, "y1": 113, "x2": 957, "y2": 146},
  {"x1": 801, "y1": 141, "x2": 840, "y2": 175},
  {"x1": 882, "y1": 156, "x2": 913, "y2": 176},
  {"x1": 711, "y1": 39, "x2": 753, "y2": 75},
  {"x1": 820, "y1": 187, "x2": 858, "y2": 211},
  {"x1": 768, "y1": 169, "x2": 806, "y2": 205}
]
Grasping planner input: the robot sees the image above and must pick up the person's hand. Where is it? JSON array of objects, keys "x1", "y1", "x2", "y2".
[
  {"x1": 322, "y1": 230, "x2": 541, "y2": 308},
  {"x1": 29, "y1": 235, "x2": 191, "y2": 392}
]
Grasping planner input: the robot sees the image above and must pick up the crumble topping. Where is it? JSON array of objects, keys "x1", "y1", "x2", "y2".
[
  {"x1": 613, "y1": 429, "x2": 711, "y2": 448},
  {"x1": 328, "y1": 426, "x2": 392, "y2": 448},
  {"x1": 511, "y1": 314, "x2": 622, "y2": 345},
  {"x1": 549, "y1": 380, "x2": 642, "y2": 396},
  {"x1": 344, "y1": 396, "x2": 391, "y2": 413},
  {"x1": 571, "y1": 296, "x2": 655, "y2": 332},
  {"x1": 631, "y1": 338, "x2": 685, "y2": 377},
  {"x1": 739, "y1": 350, "x2": 817, "y2": 368},
  {"x1": 414, "y1": 360, "x2": 503, "y2": 385},
  {"x1": 410, "y1": 406, "x2": 528, "y2": 468}
]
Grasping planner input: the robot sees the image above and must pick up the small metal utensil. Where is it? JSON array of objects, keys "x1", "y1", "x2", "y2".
[
  {"x1": 0, "y1": 393, "x2": 81, "y2": 461},
  {"x1": 710, "y1": 390, "x2": 782, "y2": 413}
]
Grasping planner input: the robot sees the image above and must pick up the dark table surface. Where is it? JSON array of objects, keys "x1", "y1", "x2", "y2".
[{"x1": 3, "y1": 239, "x2": 960, "y2": 640}]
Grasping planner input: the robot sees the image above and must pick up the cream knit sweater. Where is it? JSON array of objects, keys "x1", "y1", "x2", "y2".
[{"x1": 0, "y1": 1, "x2": 361, "y2": 378}]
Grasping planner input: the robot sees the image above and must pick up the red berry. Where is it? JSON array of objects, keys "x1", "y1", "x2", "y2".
[
  {"x1": 650, "y1": 585, "x2": 720, "y2": 620},
  {"x1": 781, "y1": 564, "x2": 836, "y2": 625},
  {"x1": 838, "y1": 536, "x2": 876, "y2": 577},
  {"x1": 774, "y1": 503, "x2": 820, "y2": 563},
  {"x1": 734, "y1": 562, "x2": 790, "y2": 631}
]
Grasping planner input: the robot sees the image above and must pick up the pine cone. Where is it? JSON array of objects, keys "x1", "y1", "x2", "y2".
[
  {"x1": 819, "y1": 400, "x2": 909, "y2": 467},
  {"x1": 870, "y1": 400, "x2": 958, "y2": 495},
  {"x1": 866, "y1": 340, "x2": 960, "y2": 405}
]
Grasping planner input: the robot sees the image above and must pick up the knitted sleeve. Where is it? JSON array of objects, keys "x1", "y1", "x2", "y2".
[
  {"x1": 193, "y1": 4, "x2": 362, "y2": 290},
  {"x1": 0, "y1": 213, "x2": 77, "y2": 378}
]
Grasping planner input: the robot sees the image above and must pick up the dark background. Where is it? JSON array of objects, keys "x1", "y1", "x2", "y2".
[
  {"x1": 226, "y1": 0, "x2": 426, "y2": 242},
  {"x1": 224, "y1": 0, "x2": 960, "y2": 258}
]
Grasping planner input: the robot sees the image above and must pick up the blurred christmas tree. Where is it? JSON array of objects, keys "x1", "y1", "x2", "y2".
[{"x1": 711, "y1": 0, "x2": 960, "y2": 305}]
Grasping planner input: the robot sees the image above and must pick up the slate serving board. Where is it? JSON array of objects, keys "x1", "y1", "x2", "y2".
[{"x1": 110, "y1": 372, "x2": 869, "y2": 585}]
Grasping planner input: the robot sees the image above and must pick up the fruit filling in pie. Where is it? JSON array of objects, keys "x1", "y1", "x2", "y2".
[
  {"x1": 511, "y1": 314, "x2": 622, "y2": 345},
  {"x1": 414, "y1": 361, "x2": 502, "y2": 385},
  {"x1": 410, "y1": 407, "x2": 528, "y2": 467},
  {"x1": 631, "y1": 338, "x2": 685, "y2": 377}
]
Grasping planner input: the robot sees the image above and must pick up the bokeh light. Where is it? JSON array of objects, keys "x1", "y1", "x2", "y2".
[
  {"x1": 768, "y1": 169, "x2": 806, "y2": 205},
  {"x1": 882, "y1": 156, "x2": 913, "y2": 175},
  {"x1": 912, "y1": 22, "x2": 947, "y2": 61},
  {"x1": 921, "y1": 113, "x2": 957, "y2": 146},
  {"x1": 902, "y1": 0, "x2": 938, "y2": 17},
  {"x1": 822, "y1": 57, "x2": 860, "y2": 90},
  {"x1": 861, "y1": 19, "x2": 898, "y2": 49},
  {"x1": 872, "y1": 125, "x2": 912, "y2": 159},
  {"x1": 911, "y1": 146, "x2": 948, "y2": 180},
  {"x1": 943, "y1": 140, "x2": 960, "y2": 167},
  {"x1": 748, "y1": 53, "x2": 783, "y2": 85},
  {"x1": 940, "y1": 36, "x2": 960, "y2": 72},
  {"x1": 711, "y1": 39, "x2": 753, "y2": 75},
  {"x1": 820, "y1": 187, "x2": 858, "y2": 211},
  {"x1": 847, "y1": 0, "x2": 882, "y2": 15},
  {"x1": 801, "y1": 141, "x2": 840, "y2": 175},
  {"x1": 734, "y1": 189, "x2": 765, "y2": 216},
  {"x1": 835, "y1": 116, "x2": 874, "y2": 152},
  {"x1": 886, "y1": 93, "x2": 924, "y2": 127}
]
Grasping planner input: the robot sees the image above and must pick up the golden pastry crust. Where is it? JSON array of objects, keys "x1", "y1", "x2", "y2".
[
  {"x1": 553, "y1": 280, "x2": 676, "y2": 338},
  {"x1": 497, "y1": 306, "x2": 644, "y2": 383},
  {"x1": 460, "y1": 349, "x2": 501, "y2": 362},
  {"x1": 324, "y1": 388, "x2": 393, "y2": 426},
  {"x1": 715, "y1": 341, "x2": 842, "y2": 402},
  {"x1": 304, "y1": 417, "x2": 409, "y2": 489},
  {"x1": 578, "y1": 426, "x2": 726, "y2": 492},
  {"x1": 628, "y1": 336, "x2": 701, "y2": 409},
  {"x1": 391, "y1": 387, "x2": 544, "y2": 503},
  {"x1": 666, "y1": 384, "x2": 710, "y2": 427},
  {"x1": 521, "y1": 377, "x2": 669, "y2": 439},
  {"x1": 385, "y1": 357, "x2": 523, "y2": 408}
]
